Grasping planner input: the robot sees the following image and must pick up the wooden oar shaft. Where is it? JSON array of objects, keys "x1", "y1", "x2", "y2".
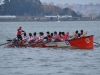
[
  {"x1": 94, "y1": 42, "x2": 100, "y2": 45},
  {"x1": 0, "y1": 43, "x2": 7, "y2": 46},
  {"x1": 7, "y1": 40, "x2": 12, "y2": 41}
]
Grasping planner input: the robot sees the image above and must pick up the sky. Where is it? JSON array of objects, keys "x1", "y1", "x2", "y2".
[{"x1": 40, "y1": 0, "x2": 100, "y2": 4}]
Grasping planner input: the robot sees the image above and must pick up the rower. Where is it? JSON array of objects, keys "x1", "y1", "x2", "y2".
[
  {"x1": 58, "y1": 31, "x2": 62, "y2": 38},
  {"x1": 22, "y1": 32, "x2": 28, "y2": 43},
  {"x1": 33, "y1": 32, "x2": 37, "y2": 40},
  {"x1": 52, "y1": 31, "x2": 61, "y2": 42},
  {"x1": 80, "y1": 30, "x2": 83, "y2": 36},
  {"x1": 17, "y1": 26, "x2": 25, "y2": 41},
  {"x1": 28, "y1": 33, "x2": 34, "y2": 43},
  {"x1": 61, "y1": 32, "x2": 66, "y2": 40},
  {"x1": 65, "y1": 32, "x2": 69, "y2": 40},
  {"x1": 51, "y1": 33, "x2": 53, "y2": 38},
  {"x1": 44, "y1": 31, "x2": 51, "y2": 42},
  {"x1": 80, "y1": 30, "x2": 87, "y2": 37},
  {"x1": 38, "y1": 32, "x2": 44, "y2": 42},
  {"x1": 73, "y1": 30, "x2": 79, "y2": 39}
]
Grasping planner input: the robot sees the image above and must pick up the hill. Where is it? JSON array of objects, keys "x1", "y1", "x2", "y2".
[{"x1": 0, "y1": 0, "x2": 80, "y2": 17}]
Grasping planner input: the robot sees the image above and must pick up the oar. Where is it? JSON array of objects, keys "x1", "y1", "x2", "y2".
[
  {"x1": 94, "y1": 42, "x2": 100, "y2": 45},
  {"x1": 0, "y1": 39, "x2": 13, "y2": 46},
  {"x1": 7, "y1": 40, "x2": 12, "y2": 41},
  {"x1": 0, "y1": 43, "x2": 8, "y2": 46}
]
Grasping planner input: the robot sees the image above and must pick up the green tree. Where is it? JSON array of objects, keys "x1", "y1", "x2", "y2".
[
  {"x1": 1, "y1": 0, "x2": 10, "y2": 15},
  {"x1": 0, "y1": 0, "x2": 43, "y2": 16}
]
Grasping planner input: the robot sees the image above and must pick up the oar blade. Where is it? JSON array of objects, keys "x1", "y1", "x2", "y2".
[
  {"x1": 7, "y1": 40, "x2": 12, "y2": 41},
  {"x1": 0, "y1": 43, "x2": 7, "y2": 46}
]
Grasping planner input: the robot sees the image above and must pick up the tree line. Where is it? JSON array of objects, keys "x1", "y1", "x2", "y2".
[{"x1": 0, "y1": 0, "x2": 81, "y2": 17}]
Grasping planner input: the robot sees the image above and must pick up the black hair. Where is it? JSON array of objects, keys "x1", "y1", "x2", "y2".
[
  {"x1": 59, "y1": 31, "x2": 61, "y2": 35},
  {"x1": 40, "y1": 32, "x2": 44, "y2": 35},
  {"x1": 29, "y1": 33, "x2": 32, "y2": 36},
  {"x1": 46, "y1": 31, "x2": 50, "y2": 34},
  {"x1": 80, "y1": 30, "x2": 83, "y2": 34},
  {"x1": 61, "y1": 32, "x2": 65, "y2": 35},
  {"x1": 33, "y1": 32, "x2": 36, "y2": 36},
  {"x1": 24, "y1": 33, "x2": 26, "y2": 36},
  {"x1": 54, "y1": 31, "x2": 57, "y2": 34},
  {"x1": 42, "y1": 32, "x2": 44, "y2": 35},
  {"x1": 51, "y1": 33, "x2": 53, "y2": 36},
  {"x1": 75, "y1": 30, "x2": 78, "y2": 34}
]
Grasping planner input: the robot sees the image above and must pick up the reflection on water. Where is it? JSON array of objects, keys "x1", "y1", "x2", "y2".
[{"x1": 0, "y1": 21, "x2": 100, "y2": 75}]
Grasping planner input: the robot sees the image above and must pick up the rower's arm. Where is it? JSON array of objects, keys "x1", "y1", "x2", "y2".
[{"x1": 22, "y1": 30, "x2": 25, "y2": 32}]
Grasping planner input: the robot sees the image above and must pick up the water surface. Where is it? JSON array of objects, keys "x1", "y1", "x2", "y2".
[{"x1": 0, "y1": 21, "x2": 100, "y2": 75}]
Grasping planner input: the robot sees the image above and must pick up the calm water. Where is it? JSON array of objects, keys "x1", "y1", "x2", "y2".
[{"x1": 0, "y1": 21, "x2": 100, "y2": 75}]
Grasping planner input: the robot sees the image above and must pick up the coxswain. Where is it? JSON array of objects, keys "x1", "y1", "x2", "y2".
[{"x1": 17, "y1": 26, "x2": 25, "y2": 41}]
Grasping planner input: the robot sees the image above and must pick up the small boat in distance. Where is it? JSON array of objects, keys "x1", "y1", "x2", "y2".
[{"x1": 6, "y1": 35, "x2": 94, "y2": 49}]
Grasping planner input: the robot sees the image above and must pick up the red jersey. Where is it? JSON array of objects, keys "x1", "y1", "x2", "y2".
[
  {"x1": 47, "y1": 35, "x2": 51, "y2": 41},
  {"x1": 17, "y1": 29, "x2": 22, "y2": 35},
  {"x1": 61, "y1": 35, "x2": 66, "y2": 40}
]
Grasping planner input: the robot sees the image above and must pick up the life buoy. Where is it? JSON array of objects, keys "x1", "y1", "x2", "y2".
[{"x1": 85, "y1": 38, "x2": 90, "y2": 43}]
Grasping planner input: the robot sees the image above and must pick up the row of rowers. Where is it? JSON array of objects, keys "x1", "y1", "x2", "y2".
[{"x1": 21, "y1": 30, "x2": 87, "y2": 42}]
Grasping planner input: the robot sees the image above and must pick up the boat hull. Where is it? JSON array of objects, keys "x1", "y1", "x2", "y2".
[
  {"x1": 6, "y1": 35, "x2": 94, "y2": 49},
  {"x1": 68, "y1": 35, "x2": 94, "y2": 49}
]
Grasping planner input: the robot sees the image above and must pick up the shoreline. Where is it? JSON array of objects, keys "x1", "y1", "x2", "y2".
[
  {"x1": 0, "y1": 17, "x2": 100, "y2": 22},
  {"x1": 0, "y1": 20, "x2": 100, "y2": 22}
]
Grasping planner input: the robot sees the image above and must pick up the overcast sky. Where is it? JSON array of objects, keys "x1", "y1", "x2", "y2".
[{"x1": 40, "y1": 0, "x2": 100, "y2": 4}]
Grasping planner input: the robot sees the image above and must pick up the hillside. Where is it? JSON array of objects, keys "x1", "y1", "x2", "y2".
[{"x1": 0, "y1": 0, "x2": 80, "y2": 17}]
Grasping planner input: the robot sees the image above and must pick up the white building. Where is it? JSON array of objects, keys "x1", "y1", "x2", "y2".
[{"x1": 0, "y1": 15, "x2": 16, "y2": 18}]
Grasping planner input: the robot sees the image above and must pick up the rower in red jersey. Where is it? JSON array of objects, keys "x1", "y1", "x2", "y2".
[
  {"x1": 61, "y1": 32, "x2": 66, "y2": 40},
  {"x1": 44, "y1": 31, "x2": 51, "y2": 42},
  {"x1": 17, "y1": 26, "x2": 25, "y2": 41},
  {"x1": 52, "y1": 31, "x2": 61, "y2": 42}
]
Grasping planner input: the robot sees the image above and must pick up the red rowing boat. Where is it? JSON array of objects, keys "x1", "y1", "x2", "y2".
[
  {"x1": 68, "y1": 35, "x2": 94, "y2": 49},
  {"x1": 7, "y1": 35, "x2": 94, "y2": 49}
]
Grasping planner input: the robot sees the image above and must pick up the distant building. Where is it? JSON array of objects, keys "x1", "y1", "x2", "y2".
[
  {"x1": 0, "y1": 15, "x2": 16, "y2": 18},
  {"x1": 45, "y1": 15, "x2": 72, "y2": 18}
]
